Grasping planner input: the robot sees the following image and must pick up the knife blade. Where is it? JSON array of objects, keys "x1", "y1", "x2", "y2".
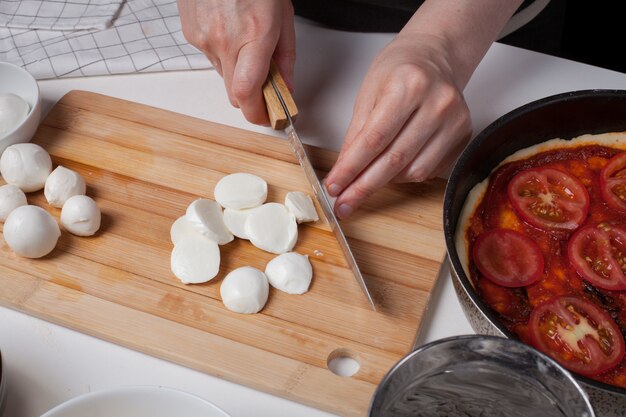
[{"x1": 262, "y1": 62, "x2": 376, "y2": 311}]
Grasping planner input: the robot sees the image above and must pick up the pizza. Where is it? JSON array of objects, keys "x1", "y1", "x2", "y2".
[{"x1": 455, "y1": 131, "x2": 626, "y2": 387}]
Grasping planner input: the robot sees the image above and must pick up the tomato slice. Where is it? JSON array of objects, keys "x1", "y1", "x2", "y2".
[
  {"x1": 601, "y1": 152, "x2": 626, "y2": 213},
  {"x1": 507, "y1": 167, "x2": 589, "y2": 231},
  {"x1": 568, "y1": 223, "x2": 626, "y2": 290},
  {"x1": 472, "y1": 228, "x2": 544, "y2": 287},
  {"x1": 529, "y1": 296, "x2": 625, "y2": 376}
]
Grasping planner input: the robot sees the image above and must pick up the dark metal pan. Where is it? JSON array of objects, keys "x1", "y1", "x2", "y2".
[{"x1": 443, "y1": 89, "x2": 626, "y2": 413}]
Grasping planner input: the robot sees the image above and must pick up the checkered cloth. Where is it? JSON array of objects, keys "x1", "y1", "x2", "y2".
[
  {"x1": 0, "y1": 0, "x2": 125, "y2": 31},
  {"x1": 0, "y1": 0, "x2": 212, "y2": 79}
]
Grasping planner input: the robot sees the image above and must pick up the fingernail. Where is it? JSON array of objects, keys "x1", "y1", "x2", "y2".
[
  {"x1": 337, "y1": 204, "x2": 353, "y2": 219},
  {"x1": 326, "y1": 183, "x2": 342, "y2": 197}
]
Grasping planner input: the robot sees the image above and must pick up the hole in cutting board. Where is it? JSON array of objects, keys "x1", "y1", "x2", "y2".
[{"x1": 327, "y1": 348, "x2": 360, "y2": 377}]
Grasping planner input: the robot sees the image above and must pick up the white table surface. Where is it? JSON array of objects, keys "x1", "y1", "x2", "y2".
[{"x1": 3, "y1": 17, "x2": 626, "y2": 417}]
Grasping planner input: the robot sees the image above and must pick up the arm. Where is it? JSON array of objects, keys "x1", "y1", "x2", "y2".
[
  {"x1": 324, "y1": 0, "x2": 523, "y2": 219},
  {"x1": 177, "y1": 0, "x2": 296, "y2": 125}
]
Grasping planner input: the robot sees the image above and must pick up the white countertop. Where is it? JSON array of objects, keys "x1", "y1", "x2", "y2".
[{"x1": 3, "y1": 17, "x2": 626, "y2": 417}]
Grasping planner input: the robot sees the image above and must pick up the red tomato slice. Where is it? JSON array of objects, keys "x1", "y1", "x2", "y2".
[
  {"x1": 507, "y1": 167, "x2": 589, "y2": 231},
  {"x1": 568, "y1": 223, "x2": 626, "y2": 290},
  {"x1": 601, "y1": 152, "x2": 626, "y2": 213},
  {"x1": 472, "y1": 228, "x2": 544, "y2": 287},
  {"x1": 529, "y1": 296, "x2": 625, "y2": 376}
]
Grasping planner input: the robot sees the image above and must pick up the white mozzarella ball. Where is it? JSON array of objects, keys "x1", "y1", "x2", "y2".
[
  {"x1": 170, "y1": 215, "x2": 200, "y2": 245},
  {"x1": 222, "y1": 208, "x2": 252, "y2": 240},
  {"x1": 0, "y1": 143, "x2": 52, "y2": 192},
  {"x1": 185, "y1": 198, "x2": 233, "y2": 245},
  {"x1": 214, "y1": 173, "x2": 267, "y2": 210},
  {"x1": 0, "y1": 93, "x2": 29, "y2": 135},
  {"x1": 220, "y1": 266, "x2": 269, "y2": 314},
  {"x1": 285, "y1": 191, "x2": 319, "y2": 223},
  {"x1": 60, "y1": 195, "x2": 101, "y2": 236},
  {"x1": 171, "y1": 234, "x2": 220, "y2": 284},
  {"x1": 44, "y1": 166, "x2": 86, "y2": 208},
  {"x1": 3, "y1": 205, "x2": 60, "y2": 258},
  {"x1": 0, "y1": 183, "x2": 27, "y2": 221},
  {"x1": 265, "y1": 252, "x2": 313, "y2": 294},
  {"x1": 245, "y1": 203, "x2": 298, "y2": 254}
]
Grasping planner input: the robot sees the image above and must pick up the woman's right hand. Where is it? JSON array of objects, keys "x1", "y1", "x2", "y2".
[{"x1": 178, "y1": 0, "x2": 296, "y2": 125}]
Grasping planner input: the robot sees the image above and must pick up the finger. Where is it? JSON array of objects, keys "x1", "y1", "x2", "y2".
[
  {"x1": 324, "y1": 80, "x2": 423, "y2": 197},
  {"x1": 220, "y1": 50, "x2": 239, "y2": 108},
  {"x1": 232, "y1": 40, "x2": 274, "y2": 125},
  {"x1": 273, "y1": 5, "x2": 296, "y2": 92},
  {"x1": 332, "y1": 105, "x2": 441, "y2": 219},
  {"x1": 393, "y1": 112, "x2": 471, "y2": 183}
]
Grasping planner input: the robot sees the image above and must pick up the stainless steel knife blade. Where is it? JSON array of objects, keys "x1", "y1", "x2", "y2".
[{"x1": 268, "y1": 75, "x2": 376, "y2": 311}]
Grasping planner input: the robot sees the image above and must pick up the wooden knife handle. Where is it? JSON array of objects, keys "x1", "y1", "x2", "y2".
[{"x1": 262, "y1": 60, "x2": 298, "y2": 130}]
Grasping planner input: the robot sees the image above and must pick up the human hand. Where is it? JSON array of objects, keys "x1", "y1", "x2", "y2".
[
  {"x1": 177, "y1": 0, "x2": 295, "y2": 125},
  {"x1": 324, "y1": 33, "x2": 472, "y2": 219}
]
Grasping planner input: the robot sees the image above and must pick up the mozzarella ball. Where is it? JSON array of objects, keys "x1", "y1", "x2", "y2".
[
  {"x1": 223, "y1": 208, "x2": 252, "y2": 240},
  {"x1": 0, "y1": 183, "x2": 27, "y2": 221},
  {"x1": 171, "y1": 234, "x2": 220, "y2": 284},
  {"x1": 185, "y1": 198, "x2": 233, "y2": 245},
  {"x1": 285, "y1": 191, "x2": 319, "y2": 223},
  {"x1": 245, "y1": 203, "x2": 298, "y2": 254},
  {"x1": 0, "y1": 143, "x2": 52, "y2": 192},
  {"x1": 3, "y1": 205, "x2": 60, "y2": 258},
  {"x1": 265, "y1": 252, "x2": 313, "y2": 295},
  {"x1": 44, "y1": 166, "x2": 86, "y2": 208},
  {"x1": 60, "y1": 195, "x2": 101, "y2": 236},
  {"x1": 220, "y1": 266, "x2": 269, "y2": 314},
  {"x1": 170, "y1": 216, "x2": 199, "y2": 245},
  {"x1": 0, "y1": 93, "x2": 29, "y2": 136},
  {"x1": 214, "y1": 173, "x2": 267, "y2": 210}
]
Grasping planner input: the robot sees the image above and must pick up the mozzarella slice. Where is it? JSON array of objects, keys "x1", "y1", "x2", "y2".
[
  {"x1": 185, "y1": 198, "x2": 233, "y2": 245},
  {"x1": 214, "y1": 173, "x2": 267, "y2": 210},
  {"x1": 220, "y1": 266, "x2": 269, "y2": 314},
  {"x1": 0, "y1": 143, "x2": 52, "y2": 192},
  {"x1": 223, "y1": 208, "x2": 252, "y2": 240},
  {"x1": 0, "y1": 183, "x2": 27, "y2": 222},
  {"x1": 265, "y1": 252, "x2": 313, "y2": 294},
  {"x1": 285, "y1": 191, "x2": 319, "y2": 223},
  {"x1": 3, "y1": 205, "x2": 60, "y2": 258},
  {"x1": 60, "y1": 195, "x2": 101, "y2": 236},
  {"x1": 171, "y1": 234, "x2": 220, "y2": 284},
  {"x1": 44, "y1": 166, "x2": 86, "y2": 208},
  {"x1": 170, "y1": 215, "x2": 199, "y2": 245},
  {"x1": 245, "y1": 203, "x2": 298, "y2": 254}
]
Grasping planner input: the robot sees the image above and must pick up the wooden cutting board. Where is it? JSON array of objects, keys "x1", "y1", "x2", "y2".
[{"x1": 0, "y1": 91, "x2": 446, "y2": 416}]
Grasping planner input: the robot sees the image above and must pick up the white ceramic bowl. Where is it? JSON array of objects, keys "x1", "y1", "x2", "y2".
[
  {"x1": 0, "y1": 62, "x2": 41, "y2": 154},
  {"x1": 40, "y1": 386, "x2": 231, "y2": 417}
]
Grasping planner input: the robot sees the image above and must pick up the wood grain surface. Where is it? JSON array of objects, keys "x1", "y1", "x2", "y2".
[{"x1": 0, "y1": 91, "x2": 446, "y2": 417}]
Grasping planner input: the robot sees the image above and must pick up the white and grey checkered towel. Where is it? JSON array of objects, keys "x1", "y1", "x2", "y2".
[
  {"x1": 0, "y1": 0, "x2": 212, "y2": 79},
  {"x1": 0, "y1": 0, "x2": 125, "y2": 31}
]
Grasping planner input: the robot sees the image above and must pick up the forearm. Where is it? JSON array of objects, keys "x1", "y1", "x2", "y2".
[{"x1": 400, "y1": 0, "x2": 523, "y2": 87}]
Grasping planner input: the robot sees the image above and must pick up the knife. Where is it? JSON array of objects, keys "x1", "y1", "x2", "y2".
[{"x1": 262, "y1": 62, "x2": 376, "y2": 311}]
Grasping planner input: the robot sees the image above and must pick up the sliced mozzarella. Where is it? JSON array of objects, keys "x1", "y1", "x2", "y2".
[
  {"x1": 44, "y1": 166, "x2": 86, "y2": 208},
  {"x1": 60, "y1": 195, "x2": 101, "y2": 236},
  {"x1": 0, "y1": 143, "x2": 52, "y2": 192},
  {"x1": 185, "y1": 198, "x2": 233, "y2": 245},
  {"x1": 285, "y1": 191, "x2": 319, "y2": 223},
  {"x1": 214, "y1": 173, "x2": 267, "y2": 210},
  {"x1": 220, "y1": 266, "x2": 269, "y2": 314},
  {"x1": 170, "y1": 215, "x2": 199, "y2": 245},
  {"x1": 3, "y1": 205, "x2": 60, "y2": 258},
  {"x1": 245, "y1": 203, "x2": 298, "y2": 254},
  {"x1": 171, "y1": 234, "x2": 220, "y2": 284},
  {"x1": 0, "y1": 183, "x2": 27, "y2": 222},
  {"x1": 265, "y1": 252, "x2": 313, "y2": 294},
  {"x1": 223, "y1": 208, "x2": 252, "y2": 240}
]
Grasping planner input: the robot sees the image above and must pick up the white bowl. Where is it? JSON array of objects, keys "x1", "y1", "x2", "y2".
[
  {"x1": 40, "y1": 386, "x2": 231, "y2": 417},
  {"x1": 0, "y1": 62, "x2": 41, "y2": 155}
]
